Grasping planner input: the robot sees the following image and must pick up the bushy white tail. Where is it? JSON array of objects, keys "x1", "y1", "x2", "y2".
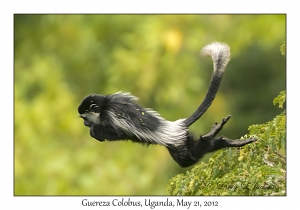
[
  {"x1": 201, "y1": 42, "x2": 230, "y2": 75},
  {"x1": 184, "y1": 42, "x2": 231, "y2": 127}
]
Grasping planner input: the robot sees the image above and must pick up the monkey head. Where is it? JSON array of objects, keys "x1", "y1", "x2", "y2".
[{"x1": 78, "y1": 94, "x2": 105, "y2": 127}]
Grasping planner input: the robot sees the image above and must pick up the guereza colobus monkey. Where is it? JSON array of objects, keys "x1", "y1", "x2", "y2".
[{"x1": 78, "y1": 42, "x2": 257, "y2": 167}]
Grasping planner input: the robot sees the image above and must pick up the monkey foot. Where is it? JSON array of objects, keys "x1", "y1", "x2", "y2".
[{"x1": 202, "y1": 115, "x2": 231, "y2": 139}]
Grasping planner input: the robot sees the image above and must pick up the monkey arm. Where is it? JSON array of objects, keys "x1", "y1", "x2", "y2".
[{"x1": 90, "y1": 123, "x2": 129, "y2": 142}]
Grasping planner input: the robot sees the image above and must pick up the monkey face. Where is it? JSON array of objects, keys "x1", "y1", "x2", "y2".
[
  {"x1": 80, "y1": 111, "x2": 100, "y2": 127},
  {"x1": 78, "y1": 94, "x2": 105, "y2": 127}
]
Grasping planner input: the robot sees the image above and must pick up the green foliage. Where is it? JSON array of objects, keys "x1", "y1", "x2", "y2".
[
  {"x1": 273, "y1": 91, "x2": 286, "y2": 109},
  {"x1": 280, "y1": 40, "x2": 286, "y2": 56},
  {"x1": 167, "y1": 91, "x2": 286, "y2": 196}
]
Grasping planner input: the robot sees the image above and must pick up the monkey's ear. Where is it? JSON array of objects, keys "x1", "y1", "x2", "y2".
[{"x1": 90, "y1": 104, "x2": 100, "y2": 113}]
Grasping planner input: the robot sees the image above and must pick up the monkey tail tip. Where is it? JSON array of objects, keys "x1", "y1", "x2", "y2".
[
  {"x1": 200, "y1": 42, "x2": 230, "y2": 57},
  {"x1": 200, "y1": 42, "x2": 231, "y2": 71}
]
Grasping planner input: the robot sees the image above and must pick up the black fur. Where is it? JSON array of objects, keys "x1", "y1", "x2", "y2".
[{"x1": 78, "y1": 42, "x2": 257, "y2": 167}]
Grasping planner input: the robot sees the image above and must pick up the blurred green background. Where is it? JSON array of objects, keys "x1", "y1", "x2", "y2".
[{"x1": 14, "y1": 14, "x2": 285, "y2": 195}]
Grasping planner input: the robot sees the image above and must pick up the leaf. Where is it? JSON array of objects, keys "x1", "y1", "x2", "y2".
[{"x1": 273, "y1": 91, "x2": 286, "y2": 108}]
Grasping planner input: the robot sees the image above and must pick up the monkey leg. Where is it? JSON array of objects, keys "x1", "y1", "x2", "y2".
[
  {"x1": 221, "y1": 137, "x2": 257, "y2": 147},
  {"x1": 202, "y1": 115, "x2": 231, "y2": 139},
  {"x1": 199, "y1": 116, "x2": 257, "y2": 153},
  {"x1": 167, "y1": 116, "x2": 257, "y2": 168},
  {"x1": 201, "y1": 136, "x2": 257, "y2": 154}
]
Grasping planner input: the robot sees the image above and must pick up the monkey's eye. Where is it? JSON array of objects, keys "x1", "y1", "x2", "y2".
[{"x1": 90, "y1": 104, "x2": 100, "y2": 113}]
